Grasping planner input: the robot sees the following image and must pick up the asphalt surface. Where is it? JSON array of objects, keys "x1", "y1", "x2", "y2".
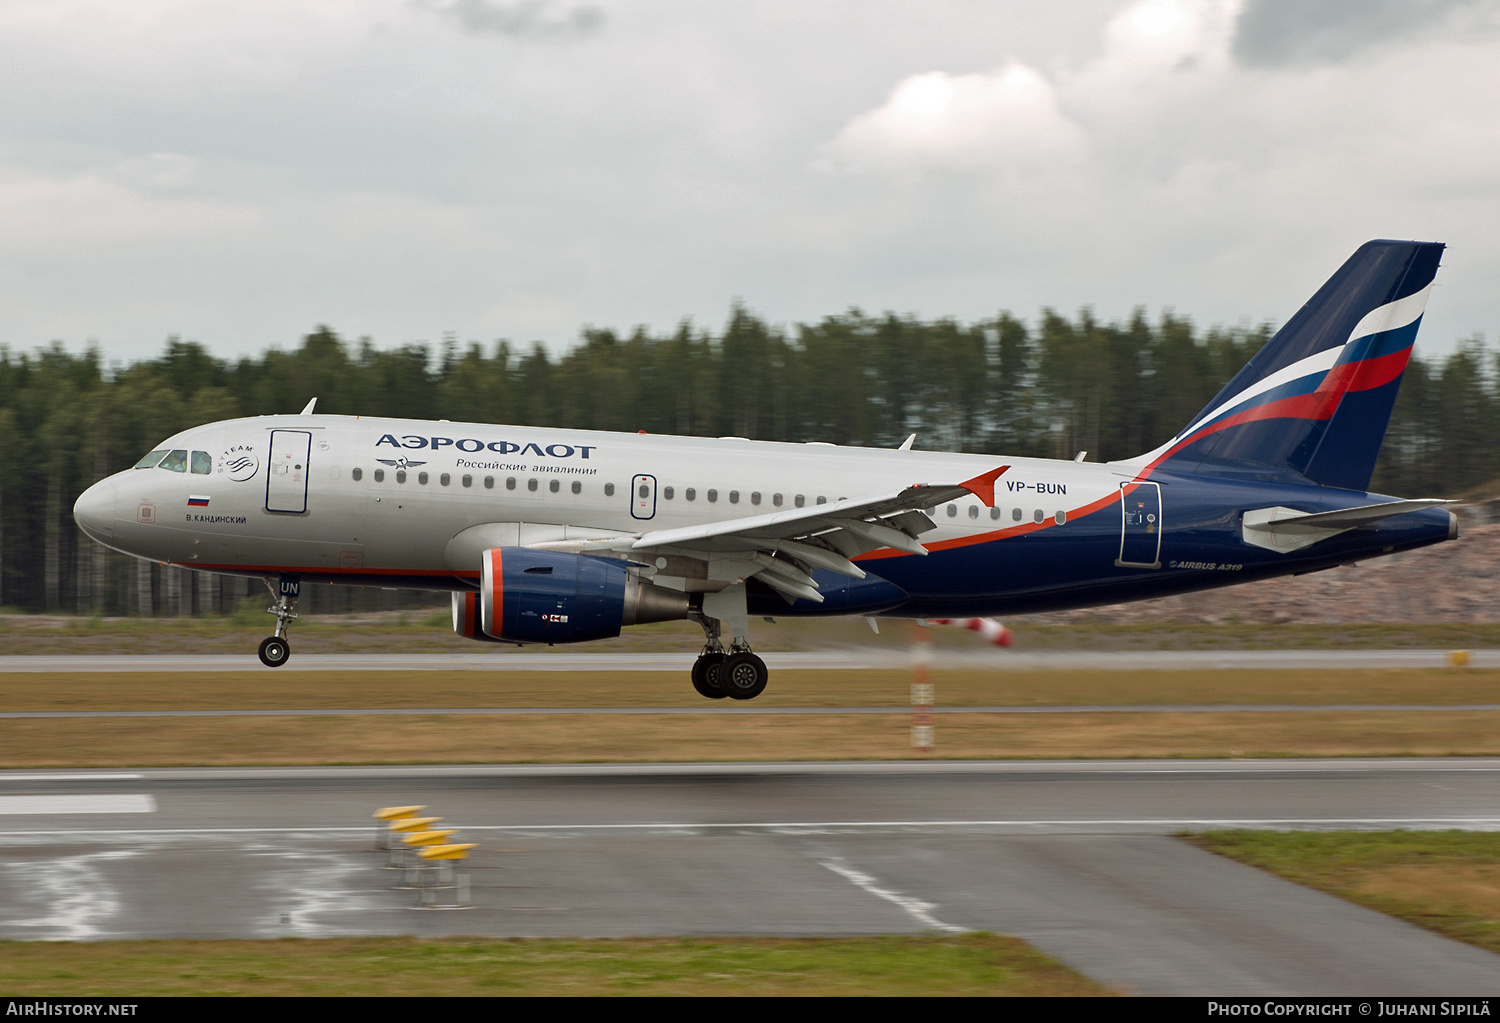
[
  {"x1": 1, "y1": 759, "x2": 1498, "y2": 995},
  {"x1": 0, "y1": 649, "x2": 1495, "y2": 671}
]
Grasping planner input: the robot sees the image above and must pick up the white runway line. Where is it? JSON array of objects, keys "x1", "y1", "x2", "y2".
[
  {"x1": 0, "y1": 768, "x2": 144, "y2": 774},
  {"x1": 0, "y1": 794, "x2": 156, "y2": 815},
  {"x1": 2, "y1": 849, "x2": 137, "y2": 939},
  {"x1": 821, "y1": 858, "x2": 968, "y2": 933}
]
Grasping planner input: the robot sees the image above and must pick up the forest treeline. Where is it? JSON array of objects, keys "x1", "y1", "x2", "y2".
[{"x1": 5, "y1": 305, "x2": 1496, "y2": 614}]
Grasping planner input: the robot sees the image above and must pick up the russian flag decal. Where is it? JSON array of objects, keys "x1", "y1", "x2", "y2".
[{"x1": 188, "y1": 495, "x2": 210, "y2": 507}]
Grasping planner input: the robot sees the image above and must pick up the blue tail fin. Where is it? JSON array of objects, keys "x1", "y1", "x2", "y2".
[{"x1": 1139, "y1": 239, "x2": 1444, "y2": 491}]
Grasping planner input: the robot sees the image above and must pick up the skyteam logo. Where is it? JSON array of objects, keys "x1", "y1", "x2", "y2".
[
  {"x1": 218, "y1": 446, "x2": 259, "y2": 482},
  {"x1": 375, "y1": 434, "x2": 597, "y2": 459}
]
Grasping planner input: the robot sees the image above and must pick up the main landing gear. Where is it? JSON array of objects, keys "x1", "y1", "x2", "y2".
[
  {"x1": 690, "y1": 613, "x2": 768, "y2": 701},
  {"x1": 257, "y1": 577, "x2": 299, "y2": 668}
]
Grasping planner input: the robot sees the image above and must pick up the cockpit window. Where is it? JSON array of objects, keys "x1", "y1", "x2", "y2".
[
  {"x1": 190, "y1": 451, "x2": 212, "y2": 474},
  {"x1": 134, "y1": 450, "x2": 170, "y2": 469},
  {"x1": 158, "y1": 450, "x2": 188, "y2": 473}
]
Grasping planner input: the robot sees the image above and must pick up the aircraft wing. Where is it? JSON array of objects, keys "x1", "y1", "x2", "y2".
[{"x1": 535, "y1": 465, "x2": 1008, "y2": 604}]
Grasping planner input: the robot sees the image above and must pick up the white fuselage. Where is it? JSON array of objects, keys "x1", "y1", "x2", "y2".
[{"x1": 77, "y1": 413, "x2": 1118, "y2": 585}]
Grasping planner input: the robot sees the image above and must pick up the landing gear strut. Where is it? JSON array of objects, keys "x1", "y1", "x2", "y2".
[
  {"x1": 258, "y1": 576, "x2": 299, "y2": 668},
  {"x1": 689, "y1": 609, "x2": 768, "y2": 701}
]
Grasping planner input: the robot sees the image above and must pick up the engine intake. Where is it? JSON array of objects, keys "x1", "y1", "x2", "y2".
[{"x1": 455, "y1": 547, "x2": 689, "y2": 645}]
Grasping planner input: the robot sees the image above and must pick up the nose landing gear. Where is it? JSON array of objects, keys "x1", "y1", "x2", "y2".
[{"x1": 258, "y1": 577, "x2": 299, "y2": 668}]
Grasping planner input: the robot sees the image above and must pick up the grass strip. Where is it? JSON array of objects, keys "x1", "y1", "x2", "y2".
[
  {"x1": 4, "y1": 614, "x2": 1500, "y2": 655},
  {"x1": 0, "y1": 709, "x2": 1497, "y2": 767},
  {"x1": 5, "y1": 668, "x2": 1500, "y2": 712},
  {"x1": 1185, "y1": 830, "x2": 1500, "y2": 955},
  {"x1": 0, "y1": 934, "x2": 1111, "y2": 996}
]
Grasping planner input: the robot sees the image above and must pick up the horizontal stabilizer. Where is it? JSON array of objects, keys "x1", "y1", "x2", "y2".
[{"x1": 1242, "y1": 499, "x2": 1449, "y2": 554}]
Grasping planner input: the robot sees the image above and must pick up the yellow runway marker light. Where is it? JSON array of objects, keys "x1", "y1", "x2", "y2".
[
  {"x1": 1448, "y1": 650, "x2": 1472, "y2": 667},
  {"x1": 374, "y1": 805, "x2": 427, "y2": 821},
  {"x1": 402, "y1": 829, "x2": 458, "y2": 847},
  {"x1": 418, "y1": 843, "x2": 476, "y2": 862},
  {"x1": 389, "y1": 816, "x2": 442, "y2": 834}
]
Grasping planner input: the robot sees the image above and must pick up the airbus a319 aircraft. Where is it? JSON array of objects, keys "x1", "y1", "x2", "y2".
[{"x1": 74, "y1": 240, "x2": 1456, "y2": 700}]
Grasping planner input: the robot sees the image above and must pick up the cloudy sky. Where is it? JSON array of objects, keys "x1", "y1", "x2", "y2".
[{"x1": 2, "y1": 0, "x2": 1498, "y2": 363}]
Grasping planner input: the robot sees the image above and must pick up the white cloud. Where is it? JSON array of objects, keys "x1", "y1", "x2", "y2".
[
  {"x1": 823, "y1": 64, "x2": 1083, "y2": 172},
  {"x1": 0, "y1": 169, "x2": 256, "y2": 243}
]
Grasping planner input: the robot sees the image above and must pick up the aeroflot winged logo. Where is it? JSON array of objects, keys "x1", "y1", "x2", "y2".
[
  {"x1": 375, "y1": 434, "x2": 598, "y2": 459},
  {"x1": 376, "y1": 456, "x2": 427, "y2": 470}
]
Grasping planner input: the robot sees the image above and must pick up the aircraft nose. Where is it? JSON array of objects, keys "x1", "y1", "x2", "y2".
[{"x1": 73, "y1": 478, "x2": 116, "y2": 542}]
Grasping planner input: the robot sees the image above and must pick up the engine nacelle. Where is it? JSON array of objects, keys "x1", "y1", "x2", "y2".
[
  {"x1": 452, "y1": 591, "x2": 509, "y2": 643},
  {"x1": 461, "y1": 547, "x2": 689, "y2": 645}
]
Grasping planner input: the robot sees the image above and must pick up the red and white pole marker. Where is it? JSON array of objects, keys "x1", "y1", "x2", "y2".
[
  {"x1": 911, "y1": 622, "x2": 934, "y2": 752},
  {"x1": 929, "y1": 617, "x2": 1014, "y2": 647}
]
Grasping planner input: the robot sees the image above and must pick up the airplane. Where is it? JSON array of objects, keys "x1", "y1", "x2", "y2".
[{"x1": 73, "y1": 239, "x2": 1456, "y2": 700}]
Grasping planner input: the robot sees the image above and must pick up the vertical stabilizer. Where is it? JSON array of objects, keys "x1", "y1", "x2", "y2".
[{"x1": 1137, "y1": 240, "x2": 1444, "y2": 491}]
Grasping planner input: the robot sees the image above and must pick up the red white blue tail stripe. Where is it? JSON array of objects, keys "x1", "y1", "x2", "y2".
[{"x1": 1129, "y1": 240, "x2": 1444, "y2": 492}]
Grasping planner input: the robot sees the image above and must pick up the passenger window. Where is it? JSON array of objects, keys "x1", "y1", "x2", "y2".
[
  {"x1": 751, "y1": 492, "x2": 761, "y2": 505},
  {"x1": 990, "y1": 507, "x2": 1001, "y2": 520},
  {"x1": 605, "y1": 483, "x2": 616, "y2": 496},
  {"x1": 374, "y1": 469, "x2": 385, "y2": 482},
  {"x1": 773, "y1": 494, "x2": 783, "y2": 507},
  {"x1": 134, "y1": 449, "x2": 169, "y2": 469},
  {"x1": 462, "y1": 475, "x2": 472, "y2": 488},
  {"x1": 190, "y1": 451, "x2": 212, "y2": 474},
  {"x1": 528, "y1": 478, "x2": 538, "y2": 492},
  {"x1": 968, "y1": 505, "x2": 978, "y2": 519},
  {"x1": 686, "y1": 488, "x2": 696, "y2": 501},
  {"x1": 549, "y1": 480, "x2": 560, "y2": 493},
  {"x1": 572, "y1": 481, "x2": 581, "y2": 495},
  {"x1": 816, "y1": 496, "x2": 827, "y2": 505},
  {"x1": 729, "y1": 491, "x2": 739, "y2": 504},
  {"x1": 707, "y1": 489, "x2": 718, "y2": 502},
  {"x1": 664, "y1": 486, "x2": 674, "y2": 499},
  {"x1": 396, "y1": 470, "x2": 407, "y2": 483},
  {"x1": 1033, "y1": 509, "x2": 1044, "y2": 522},
  {"x1": 485, "y1": 476, "x2": 495, "y2": 489},
  {"x1": 159, "y1": 450, "x2": 188, "y2": 473},
  {"x1": 1055, "y1": 510, "x2": 1067, "y2": 525},
  {"x1": 418, "y1": 472, "x2": 429, "y2": 485},
  {"x1": 795, "y1": 495, "x2": 805, "y2": 508},
  {"x1": 352, "y1": 468, "x2": 363, "y2": 481},
  {"x1": 440, "y1": 473, "x2": 450, "y2": 486},
  {"x1": 1012, "y1": 507, "x2": 1022, "y2": 521},
  {"x1": 946, "y1": 504, "x2": 957, "y2": 517}
]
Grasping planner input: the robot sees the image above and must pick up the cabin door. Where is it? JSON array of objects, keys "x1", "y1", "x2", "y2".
[
  {"x1": 266, "y1": 430, "x2": 312, "y2": 514},
  {"x1": 1115, "y1": 481, "x2": 1162, "y2": 569}
]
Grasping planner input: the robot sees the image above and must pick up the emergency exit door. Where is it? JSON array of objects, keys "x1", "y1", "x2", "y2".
[
  {"x1": 266, "y1": 430, "x2": 312, "y2": 513},
  {"x1": 631, "y1": 474, "x2": 657, "y2": 520},
  {"x1": 1115, "y1": 481, "x2": 1162, "y2": 569}
]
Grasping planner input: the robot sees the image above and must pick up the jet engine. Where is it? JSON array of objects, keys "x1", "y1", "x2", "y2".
[{"x1": 452, "y1": 548, "x2": 689, "y2": 644}]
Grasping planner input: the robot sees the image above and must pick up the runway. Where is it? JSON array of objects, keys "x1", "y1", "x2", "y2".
[
  {"x1": 1, "y1": 760, "x2": 1498, "y2": 995},
  {"x1": 0, "y1": 649, "x2": 1493, "y2": 672}
]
